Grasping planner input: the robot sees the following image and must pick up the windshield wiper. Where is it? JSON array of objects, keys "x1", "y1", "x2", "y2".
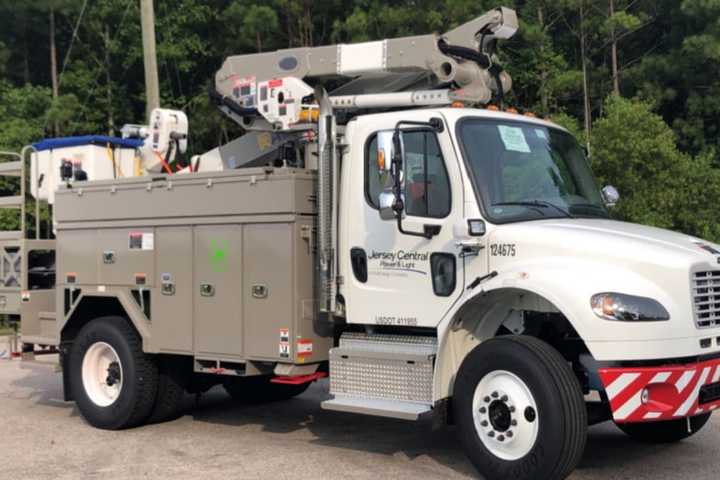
[
  {"x1": 568, "y1": 203, "x2": 609, "y2": 217},
  {"x1": 493, "y1": 200, "x2": 575, "y2": 218}
]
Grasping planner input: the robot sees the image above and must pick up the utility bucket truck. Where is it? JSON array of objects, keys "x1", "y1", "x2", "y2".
[{"x1": 8, "y1": 6, "x2": 720, "y2": 480}]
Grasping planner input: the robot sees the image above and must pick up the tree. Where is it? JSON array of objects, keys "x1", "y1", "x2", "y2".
[{"x1": 590, "y1": 94, "x2": 720, "y2": 241}]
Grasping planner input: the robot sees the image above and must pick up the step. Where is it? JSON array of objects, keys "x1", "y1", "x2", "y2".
[
  {"x1": 329, "y1": 332, "x2": 438, "y2": 407},
  {"x1": 322, "y1": 395, "x2": 432, "y2": 421},
  {"x1": 0, "y1": 196, "x2": 23, "y2": 208},
  {"x1": 0, "y1": 161, "x2": 22, "y2": 177}
]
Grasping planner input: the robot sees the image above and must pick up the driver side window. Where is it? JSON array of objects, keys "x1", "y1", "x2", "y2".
[{"x1": 365, "y1": 131, "x2": 451, "y2": 218}]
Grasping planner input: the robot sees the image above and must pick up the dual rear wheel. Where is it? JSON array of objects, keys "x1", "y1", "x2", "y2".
[{"x1": 69, "y1": 316, "x2": 308, "y2": 430}]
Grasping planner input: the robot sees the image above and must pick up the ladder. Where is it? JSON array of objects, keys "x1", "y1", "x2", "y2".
[{"x1": 0, "y1": 151, "x2": 25, "y2": 241}]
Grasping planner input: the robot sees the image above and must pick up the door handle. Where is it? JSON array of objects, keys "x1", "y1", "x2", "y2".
[
  {"x1": 350, "y1": 248, "x2": 368, "y2": 283},
  {"x1": 200, "y1": 283, "x2": 215, "y2": 297},
  {"x1": 456, "y1": 241, "x2": 484, "y2": 257}
]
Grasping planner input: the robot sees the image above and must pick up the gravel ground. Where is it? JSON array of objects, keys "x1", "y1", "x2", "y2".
[{"x1": 1, "y1": 336, "x2": 718, "y2": 480}]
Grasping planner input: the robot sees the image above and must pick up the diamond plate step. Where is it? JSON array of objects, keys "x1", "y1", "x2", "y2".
[
  {"x1": 323, "y1": 333, "x2": 437, "y2": 420},
  {"x1": 321, "y1": 395, "x2": 432, "y2": 421}
]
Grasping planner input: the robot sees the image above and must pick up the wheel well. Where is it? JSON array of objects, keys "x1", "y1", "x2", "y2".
[
  {"x1": 435, "y1": 288, "x2": 594, "y2": 400},
  {"x1": 61, "y1": 296, "x2": 132, "y2": 344}
]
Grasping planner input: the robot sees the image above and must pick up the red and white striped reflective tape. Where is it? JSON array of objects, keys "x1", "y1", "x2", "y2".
[{"x1": 599, "y1": 357, "x2": 720, "y2": 423}]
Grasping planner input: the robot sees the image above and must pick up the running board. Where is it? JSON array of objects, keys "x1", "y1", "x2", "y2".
[{"x1": 322, "y1": 395, "x2": 432, "y2": 421}]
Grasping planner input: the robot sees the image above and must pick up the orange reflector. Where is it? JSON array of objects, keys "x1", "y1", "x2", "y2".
[
  {"x1": 506, "y1": 107, "x2": 519, "y2": 114},
  {"x1": 451, "y1": 101, "x2": 465, "y2": 108},
  {"x1": 377, "y1": 150, "x2": 386, "y2": 171},
  {"x1": 524, "y1": 112, "x2": 537, "y2": 118},
  {"x1": 487, "y1": 105, "x2": 499, "y2": 111},
  {"x1": 298, "y1": 109, "x2": 319, "y2": 123}
]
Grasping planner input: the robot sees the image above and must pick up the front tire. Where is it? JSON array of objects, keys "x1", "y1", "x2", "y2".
[
  {"x1": 453, "y1": 335, "x2": 587, "y2": 480},
  {"x1": 70, "y1": 317, "x2": 158, "y2": 430},
  {"x1": 616, "y1": 413, "x2": 712, "y2": 443}
]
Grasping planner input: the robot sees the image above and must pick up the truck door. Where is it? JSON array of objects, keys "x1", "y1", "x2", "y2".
[{"x1": 343, "y1": 113, "x2": 472, "y2": 329}]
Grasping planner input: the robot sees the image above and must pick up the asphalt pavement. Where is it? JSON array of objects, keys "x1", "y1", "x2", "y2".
[{"x1": 1, "y1": 336, "x2": 718, "y2": 480}]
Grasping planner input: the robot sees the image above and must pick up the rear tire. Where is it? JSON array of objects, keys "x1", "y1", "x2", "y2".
[
  {"x1": 69, "y1": 317, "x2": 158, "y2": 430},
  {"x1": 453, "y1": 335, "x2": 587, "y2": 480},
  {"x1": 616, "y1": 413, "x2": 712, "y2": 443},
  {"x1": 147, "y1": 358, "x2": 186, "y2": 424},
  {"x1": 223, "y1": 375, "x2": 310, "y2": 403}
]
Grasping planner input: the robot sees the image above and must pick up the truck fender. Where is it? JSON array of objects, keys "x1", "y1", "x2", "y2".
[
  {"x1": 60, "y1": 290, "x2": 152, "y2": 351},
  {"x1": 432, "y1": 270, "x2": 582, "y2": 403}
]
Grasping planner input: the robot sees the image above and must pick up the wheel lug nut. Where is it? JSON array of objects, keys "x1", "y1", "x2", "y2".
[
  {"x1": 481, "y1": 420, "x2": 488, "y2": 427},
  {"x1": 484, "y1": 396, "x2": 490, "y2": 403},
  {"x1": 506, "y1": 431, "x2": 514, "y2": 438},
  {"x1": 501, "y1": 395, "x2": 508, "y2": 402},
  {"x1": 491, "y1": 391, "x2": 499, "y2": 398},
  {"x1": 497, "y1": 435, "x2": 505, "y2": 442},
  {"x1": 509, "y1": 406, "x2": 516, "y2": 413},
  {"x1": 479, "y1": 407, "x2": 486, "y2": 414},
  {"x1": 511, "y1": 419, "x2": 517, "y2": 426},
  {"x1": 488, "y1": 431, "x2": 495, "y2": 438}
]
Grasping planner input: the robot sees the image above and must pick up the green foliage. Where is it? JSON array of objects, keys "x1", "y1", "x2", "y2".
[
  {"x1": 0, "y1": 0, "x2": 717, "y2": 242},
  {"x1": 590, "y1": 95, "x2": 720, "y2": 242}
]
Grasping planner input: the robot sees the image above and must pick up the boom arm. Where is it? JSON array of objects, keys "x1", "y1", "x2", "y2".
[{"x1": 213, "y1": 7, "x2": 518, "y2": 130}]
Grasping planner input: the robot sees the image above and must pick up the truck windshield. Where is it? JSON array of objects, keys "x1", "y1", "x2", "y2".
[{"x1": 457, "y1": 118, "x2": 609, "y2": 223}]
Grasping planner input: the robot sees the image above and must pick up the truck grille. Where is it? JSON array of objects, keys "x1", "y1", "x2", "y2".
[{"x1": 694, "y1": 271, "x2": 720, "y2": 328}]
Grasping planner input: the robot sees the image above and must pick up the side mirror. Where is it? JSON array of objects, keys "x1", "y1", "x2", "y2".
[
  {"x1": 602, "y1": 185, "x2": 620, "y2": 208},
  {"x1": 376, "y1": 130, "x2": 404, "y2": 220},
  {"x1": 374, "y1": 118, "x2": 444, "y2": 240},
  {"x1": 378, "y1": 191, "x2": 397, "y2": 220},
  {"x1": 376, "y1": 131, "x2": 394, "y2": 174}
]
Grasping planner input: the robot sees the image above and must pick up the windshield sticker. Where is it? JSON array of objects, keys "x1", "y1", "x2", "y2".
[
  {"x1": 498, "y1": 125, "x2": 531, "y2": 153},
  {"x1": 534, "y1": 129, "x2": 548, "y2": 140}
]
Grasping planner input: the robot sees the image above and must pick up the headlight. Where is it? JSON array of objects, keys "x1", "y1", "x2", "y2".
[{"x1": 591, "y1": 293, "x2": 670, "y2": 322}]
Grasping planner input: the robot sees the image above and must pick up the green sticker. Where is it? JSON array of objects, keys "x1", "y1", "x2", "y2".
[{"x1": 209, "y1": 240, "x2": 229, "y2": 272}]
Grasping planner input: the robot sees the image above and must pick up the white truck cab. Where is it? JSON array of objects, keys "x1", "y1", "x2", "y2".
[{"x1": 334, "y1": 105, "x2": 720, "y2": 474}]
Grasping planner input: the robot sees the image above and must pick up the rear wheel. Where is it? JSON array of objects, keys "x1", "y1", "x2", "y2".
[
  {"x1": 616, "y1": 413, "x2": 712, "y2": 443},
  {"x1": 70, "y1": 317, "x2": 158, "y2": 430},
  {"x1": 453, "y1": 335, "x2": 587, "y2": 480},
  {"x1": 223, "y1": 375, "x2": 310, "y2": 403},
  {"x1": 147, "y1": 358, "x2": 187, "y2": 424}
]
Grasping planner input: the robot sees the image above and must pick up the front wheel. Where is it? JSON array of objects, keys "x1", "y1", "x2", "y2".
[
  {"x1": 616, "y1": 413, "x2": 712, "y2": 443},
  {"x1": 453, "y1": 335, "x2": 587, "y2": 480}
]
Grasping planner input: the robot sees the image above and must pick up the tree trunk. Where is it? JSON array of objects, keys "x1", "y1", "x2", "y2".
[
  {"x1": 257, "y1": 31, "x2": 262, "y2": 52},
  {"x1": 537, "y1": 3, "x2": 549, "y2": 112},
  {"x1": 49, "y1": 6, "x2": 60, "y2": 136},
  {"x1": 22, "y1": 11, "x2": 30, "y2": 83},
  {"x1": 579, "y1": 1, "x2": 592, "y2": 152},
  {"x1": 609, "y1": 0, "x2": 620, "y2": 95},
  {"x1": 104, "y1": 25, "x2": 114, "y2": 136}
]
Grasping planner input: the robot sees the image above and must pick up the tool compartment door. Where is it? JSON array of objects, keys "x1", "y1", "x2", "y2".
[
  {"x1": 152, "y1": 227, "x2": 193, "y2": 353},
  {"x1": 243, "y1": 223, "x2": 295, "y2": 361},
  {"x1": 194, "y1": 225, "x2": 243, "y2": 358}
]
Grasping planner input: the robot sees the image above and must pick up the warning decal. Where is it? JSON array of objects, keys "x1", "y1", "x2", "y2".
[
  {"x1": 129, "y1": 232, "x2": 154, "y2": 251},
  {"x1": 279, "y1": 328, "x2": 290, "y2": 358},
  {"x1": 297, "y1": 339, "x2": 313, "y2": 357}
]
